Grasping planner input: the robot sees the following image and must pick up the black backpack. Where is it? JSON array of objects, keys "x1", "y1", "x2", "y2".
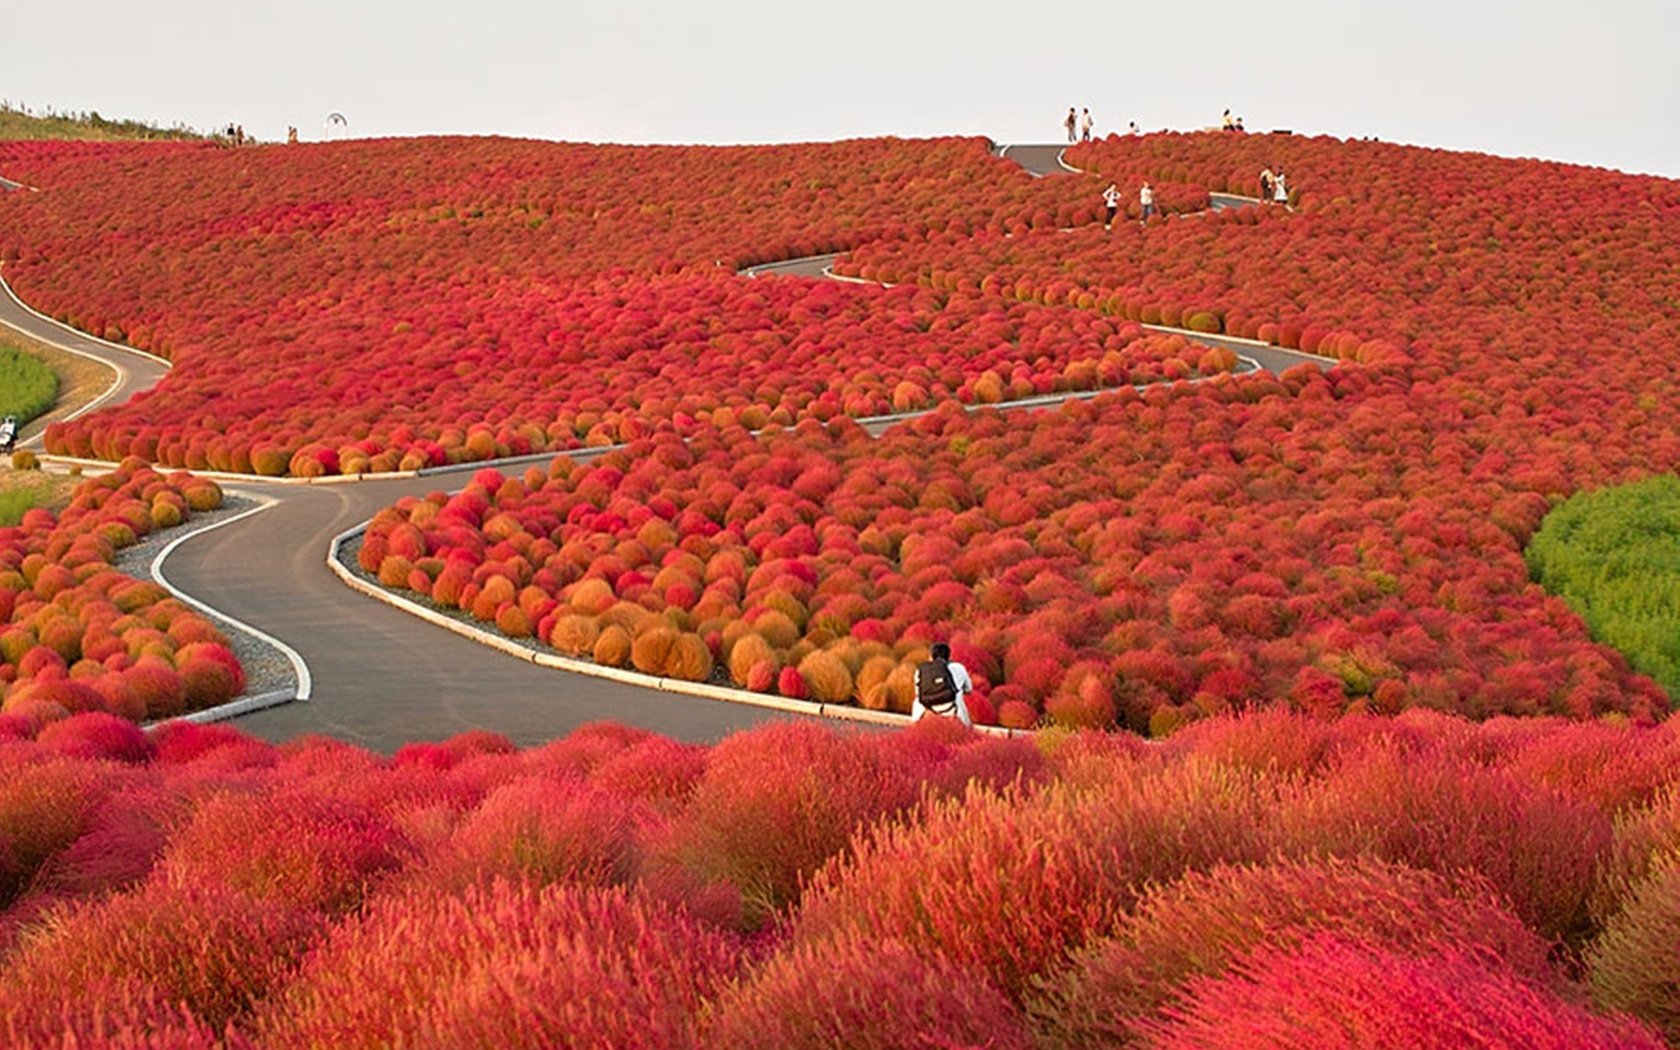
[{"x1": 916, "y1": 659, "x2": 957, "y2": 712}]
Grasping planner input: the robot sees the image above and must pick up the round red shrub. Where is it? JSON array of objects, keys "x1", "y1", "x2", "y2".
[
  {"x1": 1142, "y1": 934, "x2": 1665, "y2": 1050},
  {"x1": 706, "y1": 938, "x2": 1032, "y2": 1050},
  {"x1": 257, "y1": 882, "x2": 740, "y2": 1050}
]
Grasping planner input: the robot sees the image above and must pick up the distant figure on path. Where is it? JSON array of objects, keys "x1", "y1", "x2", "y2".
[
  {"x1": 1064, "y1": 107, "x2": 1078, "y2": 143},
  {"x1": 1259, "y1": 165, "x2": 1275, "y2": 201},
  {"x1": 287, "y1": 126, "x2": 299, "y2": 144},
  {"x1": 1235, "y1": 115, "x2": 1245, "y2": 132},
  {"x1": 1273, "y1": 170, "x2": 1289, "y2": 206},
  {"x1": 1128, "y1": 120, "x2": 1140, "y2": 136},
  {"x1": 1102, "y1": 182, "x2": 1121, "y2": 229},
  {"x1": 1222, "y1": 108, "x2": 1235, "y2": 131},
  {"x1": 1080, "y1": 108, "x2": 1094, "y2": 142},
  {"x1": 0, "y1": 415, "x2": 16, "y2": 454},
  {"x1": 913, "y1": 643, "x2": 973, "y2": 727},
  {"x1": 1139, "y1": 181, "x2": 1156, "y2": 223}
]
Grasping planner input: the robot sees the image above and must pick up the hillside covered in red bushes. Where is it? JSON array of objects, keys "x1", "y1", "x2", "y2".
[{"x1": 0, "y1": 136, "x2": 1208, "y2": 473}]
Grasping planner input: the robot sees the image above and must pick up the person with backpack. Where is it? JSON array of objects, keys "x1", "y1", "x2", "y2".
[
  {"x1": 913, "y1": 642, "x2": 974, "y2": 727},
  {"x1": 1064, "y1": 107, "x2": 1078, "y2": 143}
]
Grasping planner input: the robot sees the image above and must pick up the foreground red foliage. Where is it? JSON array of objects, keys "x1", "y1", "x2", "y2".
[
  {"x1": 0, "y1": 461, "x2": 243, "y2": 731},
  {"x1": 0, "y1": 712, "x2": 1671, "y2": 1046}
]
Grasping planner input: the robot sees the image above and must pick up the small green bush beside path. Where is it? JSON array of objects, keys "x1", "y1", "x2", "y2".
[
  {"x1": 0, "y1": 345, "x2": 58, "y2": 423},
  {"x1": 1526, "y1": 475, "x2": 1680, "y2": 698}
]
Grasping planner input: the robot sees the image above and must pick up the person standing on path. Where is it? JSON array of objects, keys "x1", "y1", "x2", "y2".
[
  {"x1": 1080, "y1": 108, "x2": 1094, "y2": 142},
  {"x1": 1064, "y1": 107, "x2": 1078, "y2": 143},
  {"x1": 913, "y1": 643, "x2": 974, "y2": 728},
  {"x1": 1273, "y1": 170, "x2": 1289, "y2": 206},
  {"x1": 1102, "y1": 182, "x2": 1121, "y2": 229},
  {"x1": 1139, "y1": 181, "x2": 1156, "y2": 223},
  {"x1": 1128, "y1": 120, "x2": 1140, "y2": 136},
  {"x1": 1259, "y1": 165, "x2": 1274, "y2": 202}
]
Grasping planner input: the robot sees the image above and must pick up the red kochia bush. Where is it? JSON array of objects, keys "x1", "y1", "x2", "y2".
[
  {"x1": 656, "y1": 721, "x2": 920, "y2": 927},
  {"x1": 420, "y1": 775, "x2": 638, "y2": 891},
  {"x1": 35, "y1": 711, "x2": 155, "y2": 763},
  {"x1": 1027, "y1": 857, "x2": 1556, "y2": 1049},
  {"x1": 0, "y1": 879, "x2": 317, "y2": 1032},
  {"x1": 1275, "y1": 739, "x2": 1612, "y2": 942},
  {"x1": 705, "y1": 937, "x2": 1033, "y2": 1050},
  {"x1": 794, "y1": 759, "x2": 1279, "y2": 1001},
  {"x1": 1141, "y1": 934, "x2": 1666, "y2": 1050},
  {"x1": 153, "y1": 790, "x2": 407, "y2": 913},
  {"x1": 258, "y1": 881, "x2": 741, "y2": 1050},
  {"x1": 0, "y1": 755, "x2": 113, "y2": 901}
]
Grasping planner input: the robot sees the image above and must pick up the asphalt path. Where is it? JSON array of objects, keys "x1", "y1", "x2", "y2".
[{"x1": 0, "y1": 144, "x2": 1329, "y2": 750}]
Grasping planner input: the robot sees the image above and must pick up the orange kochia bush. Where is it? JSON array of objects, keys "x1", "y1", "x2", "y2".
[
  {"x1": 0, "y1": 712, "x2": 1672, "y2": 1044},
  {"x1": 0, "y1": 460, "x2": 242, "y2": 733}
]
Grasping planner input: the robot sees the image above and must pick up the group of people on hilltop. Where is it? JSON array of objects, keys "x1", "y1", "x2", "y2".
[
  {"x1": 1065, "y1": 107, "x2": 1144, "y2": 143},
  {"x1": 1221, "y1": 108, "x2": 1247, "y2": 132}
]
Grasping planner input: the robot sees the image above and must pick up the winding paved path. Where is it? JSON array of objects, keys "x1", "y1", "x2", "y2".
[{"x1": 0, "y1": 145, "x2": 1330, "y2": 750}]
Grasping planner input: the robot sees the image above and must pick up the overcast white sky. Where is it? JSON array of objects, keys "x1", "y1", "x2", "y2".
[{"x1": 7, "y1": 0, "x2": 1678, "y2": 177}]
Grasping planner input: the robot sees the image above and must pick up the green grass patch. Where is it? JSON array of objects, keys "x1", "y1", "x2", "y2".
[
  {"x1": 0, "y1": 345, "x2": 58, "y2": 422},
  {"x1": 0, "y1": 472, "x2": 73, "y2": 525},
  {"x1": 1526, "y1": 474, "x2": 1680, "y2": 698}
]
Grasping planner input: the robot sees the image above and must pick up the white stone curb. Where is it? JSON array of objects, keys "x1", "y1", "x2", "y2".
[{"x1": 149, "y1": 688, "x2": 296, "y2": 729}]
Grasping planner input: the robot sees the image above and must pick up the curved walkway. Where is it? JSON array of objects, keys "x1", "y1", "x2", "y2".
[{"x1": 0, "y1": 145, "x2": 1332, "y2": 750}]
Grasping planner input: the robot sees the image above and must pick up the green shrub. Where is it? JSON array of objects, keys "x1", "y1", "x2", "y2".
[
  {"x1": 0, "y1": 345, "x2": 58, "y2": 423},
  {"x1": 1526, "y1": 475, "x2": 1680, "y2": 698}
]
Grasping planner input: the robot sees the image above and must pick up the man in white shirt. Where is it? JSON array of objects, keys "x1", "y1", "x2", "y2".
[
  {"x1": 1139, "y1": 181, "x2": 1156, "y2": 223},
  {"x1": 1080, "y1": 108, "x2": 1094, "y2": 142},
  {"x1": 912, "y1": 643, "x2": 974, "y2": 727}
]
